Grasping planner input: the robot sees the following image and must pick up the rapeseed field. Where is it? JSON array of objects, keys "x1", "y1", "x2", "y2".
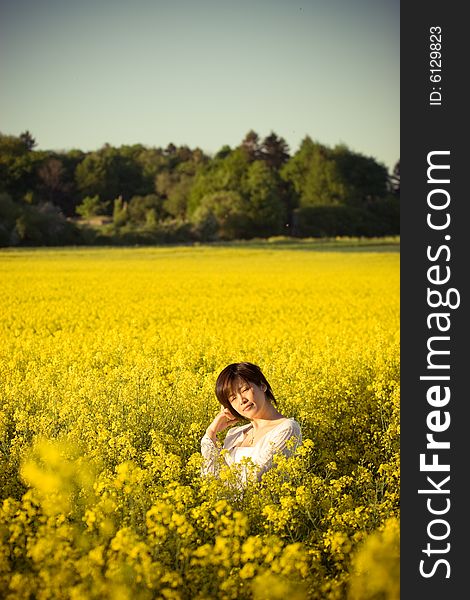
[{"x1": 0, "y1": 243, "x2": 399, "y2": 599}]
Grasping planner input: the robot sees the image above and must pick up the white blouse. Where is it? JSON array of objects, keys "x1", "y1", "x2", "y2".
[{"x1": 201, "y1": 417, "x2": 302, "y2": 484}]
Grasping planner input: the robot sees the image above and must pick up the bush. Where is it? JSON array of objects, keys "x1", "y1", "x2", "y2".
[
  {"x1": 0, "y1": 195, "x2": 81, "y2": 246},
  {"x1": 76, "y1": 195, "x2": 110, "y2": 218},
  {"x1": 293, "y1": 201, "x2": 399, "y2": 238},
  {"x1": 128, "y1": 195, "x2": 164, "y2": 225},
  {"x1": 0, "y1": 193, "x2": 21, "y2": 246}
]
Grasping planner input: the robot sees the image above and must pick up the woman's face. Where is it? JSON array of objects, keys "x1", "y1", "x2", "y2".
[{"x1": 227, "y1": 379, "x2": 267, "y2": 419}]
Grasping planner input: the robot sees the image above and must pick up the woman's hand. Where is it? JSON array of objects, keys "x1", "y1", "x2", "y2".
[{"x1": 205, "y1": 407, "x2": 239, "y2": 441}]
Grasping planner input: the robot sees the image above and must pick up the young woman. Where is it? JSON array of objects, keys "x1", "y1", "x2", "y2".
[{"x1": 201, "y1": 362, "x2": 302, "y2": 483}]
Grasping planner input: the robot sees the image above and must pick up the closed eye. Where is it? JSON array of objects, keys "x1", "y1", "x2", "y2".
[{"x1": 229, "y1": 386, "x2": 250, "y2": 403}]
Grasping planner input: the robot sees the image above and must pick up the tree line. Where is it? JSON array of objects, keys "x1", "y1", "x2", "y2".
[{"x1": 0, "y1": 130, "x2": 400, "y2": 246}]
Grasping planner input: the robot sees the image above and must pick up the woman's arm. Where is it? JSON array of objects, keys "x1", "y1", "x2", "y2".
[
  {"x1": 200, "y1": 407, "x2": 240, "y2": 476},
  {"x1": 200, "y1": 431, "x2": 222, "y2": 476}
]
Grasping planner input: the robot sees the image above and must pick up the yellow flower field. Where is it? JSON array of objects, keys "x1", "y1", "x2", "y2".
[{"x1": 0, "y1": 242, "x2": 400, "y2": 599}]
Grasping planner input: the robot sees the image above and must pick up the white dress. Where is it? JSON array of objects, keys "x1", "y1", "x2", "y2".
[{"x1": 201, "y1": 417, "x2": 302, "y2": 484}]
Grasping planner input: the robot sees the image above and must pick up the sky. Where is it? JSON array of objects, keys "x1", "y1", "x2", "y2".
[{"x1": 0, "y1": 0, "x2": 399, "y2": 172}]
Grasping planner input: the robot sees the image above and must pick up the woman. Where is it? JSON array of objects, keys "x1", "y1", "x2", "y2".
[{"x1": 201, "y1": 362, "x2": 302, "y2": 483}]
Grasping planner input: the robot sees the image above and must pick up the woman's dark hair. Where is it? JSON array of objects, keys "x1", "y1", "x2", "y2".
[{"x1": 215, "y1": 362, "x2": 277, "y2": 419}]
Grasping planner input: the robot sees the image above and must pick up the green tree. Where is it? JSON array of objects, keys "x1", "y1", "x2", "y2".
[
  {"x1": 243, "y1": 160, "x2": 286, "y2": 236},
  {"x1": 188, "y1": 147, "x2": 251, "y2": 216},
  {"x1": 75, "y1": 152, "x2": 114, "y2": 202},
  {"x1": 191, "y1": 191, "x2": 250, "y2": 240},
  {"x1": 162, "y1": 175, "x2": 193, "y2": 219},
  {"x1": 260, "y1": 132, "x2": 290, "y2": 170},
  {"x1": 0, "y1": 132, "x2": 44, "y2": 200},
  {"x1": 282, "y1": 137, "x2": 346, "y2": 207},
  {"x1": 75, "y1": 195, "x2": 109, "y2": 218},
  {"x1": 135, "y1": 147, "x2": 168, "y2": 193},
  {"x1": 189, "y1": 143, "x2": 294, "y2": 237},
  {"x1": 113, "y1": 196, "x2": 129, "y2": 228},
  {"x1": 19, "y1": 130, "x2": 36, "y2": 151},
  {"x1": 389, "y1": 160, "x2": 400, "y2": 197},
  {"x1": 74, "y1": 145, "x2": 144, "y2": 204},
  {"x1": 0, "y1": 193, "x2": 21, "y2": 245},
  {"x1": 240, "y1": 130, "x2": 261, "y2": 162},
  {"x1": 332, "y1": 144, "x2": 389, "y2": 207},
  {"x1": 37, "y1": 158, "x2": 71, "y2": 207},
  {"x1": 214, "y1": 145, "x2": 232, "y2": 160},
  {"x1": 14, "y1": 202, "x2": 78, "y2": 246},
  {"x1": 127, "y1": 195, "x2": 164, "y2": 225}
]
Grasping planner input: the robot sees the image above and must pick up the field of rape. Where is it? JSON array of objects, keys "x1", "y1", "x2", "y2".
[{"x1": 0, "y1": 241, "x2": 400, "y2": 600}]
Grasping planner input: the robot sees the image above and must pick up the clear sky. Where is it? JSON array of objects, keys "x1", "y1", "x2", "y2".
[{"x1": 0, "y1": 0, "x2": 399, "y2": 172}]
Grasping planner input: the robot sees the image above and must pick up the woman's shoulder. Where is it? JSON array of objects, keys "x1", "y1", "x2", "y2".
[
  {"x1": 269, "y1": 417, "x2": 301, "y2": 437},
  {"x1": 255, "y1": 417, "x2": 301, "y2": 451},
  {"x1": 277, "y1": 416, "x2": 301, "y2": 428}
]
